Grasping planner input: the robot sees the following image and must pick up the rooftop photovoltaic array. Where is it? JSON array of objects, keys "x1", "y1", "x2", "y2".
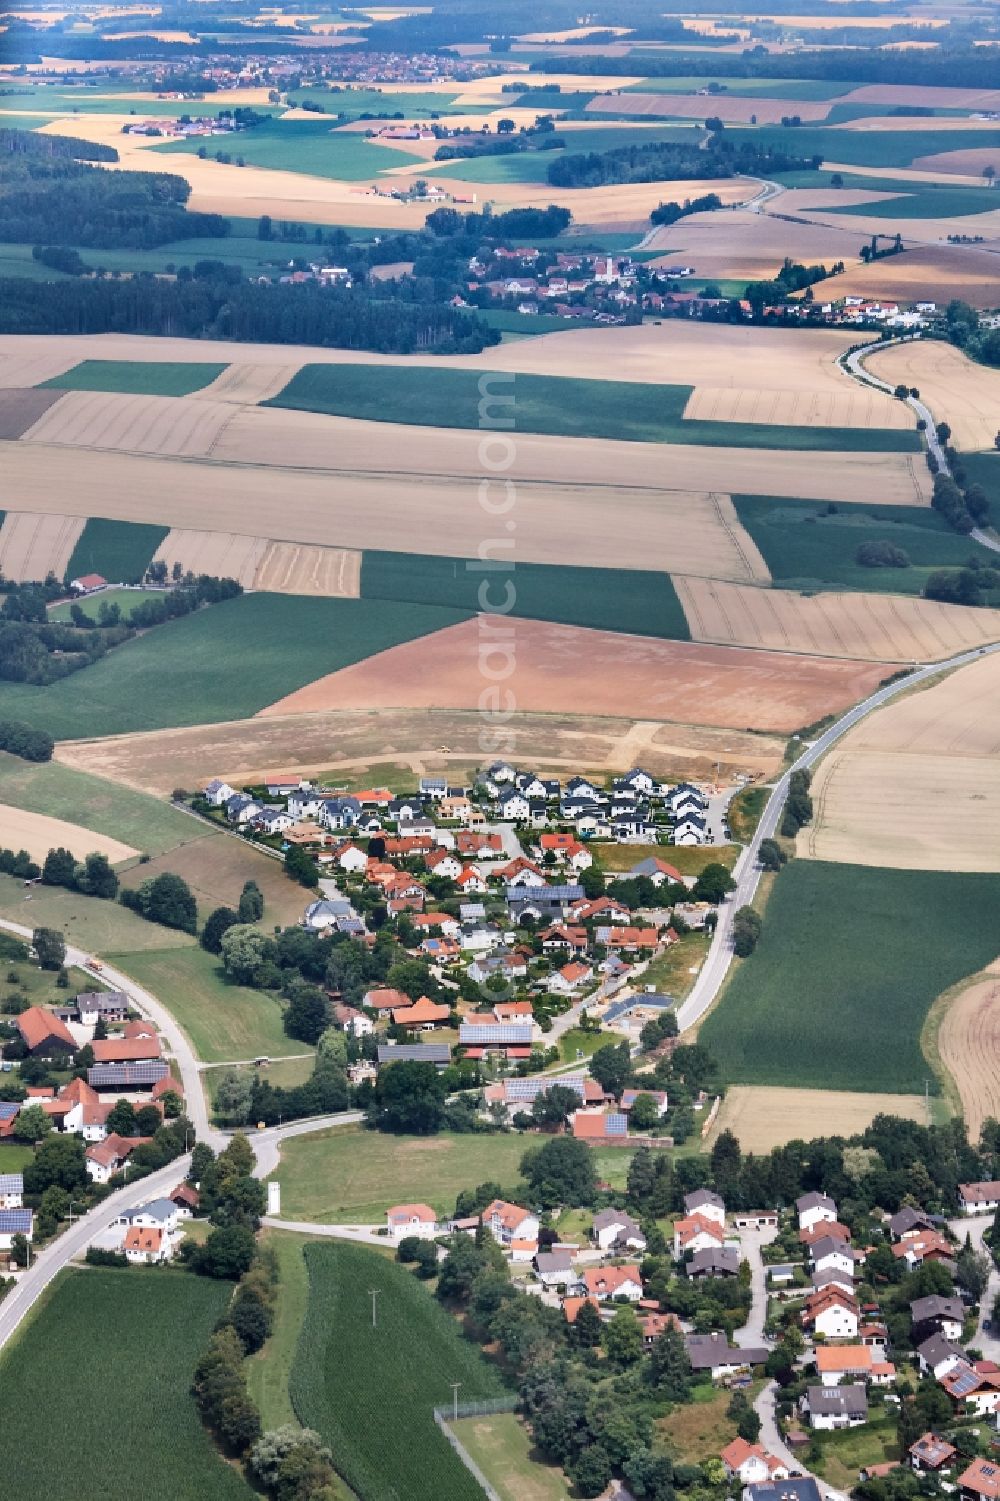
[
  {"x1": 88, "y1": 1060, "x2": 169, "y2": 1087},
  {"x1": 460, "y1": 1023, "x2": 534, "y2": 1044}
]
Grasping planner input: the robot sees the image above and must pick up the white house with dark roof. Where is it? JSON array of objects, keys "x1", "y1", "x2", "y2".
[
  {"x1": 796, "y1": 1191, "x2": 838, "y2": 1234},
  {"x1": 684, "y1": 1188, "x2": 725, "y2": 1227}
]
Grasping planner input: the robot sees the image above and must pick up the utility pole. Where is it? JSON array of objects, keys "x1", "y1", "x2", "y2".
[
  {"x1": 368, "y1": 1288, "x2": 379, "y2": 1329},
  {"x1": 451, "y1": 1382, "x2": 461, "y2": 1422}
]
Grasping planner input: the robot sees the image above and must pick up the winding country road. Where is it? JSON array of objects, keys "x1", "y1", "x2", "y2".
[{"x1": 675, "y1": 639, "x2": 1000, "y2": 1033}]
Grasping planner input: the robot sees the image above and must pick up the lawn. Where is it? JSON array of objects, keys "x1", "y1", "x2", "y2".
[
  {"x1": 360, "y1": 551, "x2": 692, "y2": 641},
  {"x1": 0, "y1": 752, "x2": 200, "y2": 856},
  {"x1": 204, "y1": 1053, "x2": 315, "y2": 1110},
  {"x1": 269, "y1": 1125, "x2": 530, "y2": 1222},
  {"x1": 0, "y1": 1141, "x2": 35, "y2": 1171},
  {"x1": 41, "y1": 359, "x2": 226, "y2": 396},
  {"x1": 63, "y1": 518, "x2": 169, "y2": 586},
  {"x1": 0, "y1": 873, "x2": 195, "y2": 953},
  {"x1": 291, "y1": 1242, "x2": 506, "y2": 1501},
  {"x1": 810, "y1": 1414, "x2": 900, "y2": 1491},
  {"x1": 591, "y1": 841, "x2": 740, "y2": 875},
  {"x1": 49, "y1": 587, "x2": 167, "y2": 622},
  {"x1": 557, "y1": 1027, "x2": 609, "y2": 1064},
  {"x1": 699, "y1": 860, "x2": 1000, "y2": 1094},
  {"x1": 152, "y1": 118, "x2": 423, "y2": 179},
  {"x1": 0, "y1": 1267, "x2": 253, "y2": 1501},
  {"x1": 0, "y1": 594, "x2": 469, "y2": 739},
  {"x1": 108, "y1": 945, "x2": 306, "y2": 1063},
  {"x1": 268, "y1": 364, "x2": 917, "y2": 452},
  {"x1": 450, "y1": 1412, "x2": 571, "y2": 1501},
  {"x1": 659, "y1": 1379, "x2": 763, "y2": 1462},
  {"x1": 733, "y1": 494, "x2": 996, "y2": 594},
  {"x1": 640, "y1": 928, "x2": 713, "y2": 1002}
]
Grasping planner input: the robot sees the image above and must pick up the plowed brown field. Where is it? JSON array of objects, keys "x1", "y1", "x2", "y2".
[
  {"x1": 261, "y1": 615, "x2": 894, "y2": 731},
  {"x1": 0, "y1": 510, "x2": 84, "y2": 582},
  {"x1": 675, "y1": 577, "x2": 1000, "y2": 662},
  {"x1": 0, "y1": 386, "x2": 64, "y2": 439}
]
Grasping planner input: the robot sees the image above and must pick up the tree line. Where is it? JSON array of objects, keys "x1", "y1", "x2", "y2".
[{"x1": 547, "y1": 136, "x2": 820, "y2": 189}]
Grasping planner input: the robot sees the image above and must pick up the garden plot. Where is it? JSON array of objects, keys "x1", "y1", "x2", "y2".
[
  {"x1": 0, "y1": 510, "x2": 84, "y2": 581},
  {"x1": 674, "y1": 577, "x2": 1000, "y2": 662}
]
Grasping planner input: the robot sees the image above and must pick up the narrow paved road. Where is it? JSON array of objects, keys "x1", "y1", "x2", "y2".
[
  {"x1": 675, "y1": 640, "x2": 1000, "y2": 1033},
  {"x1": 754, "y1": 1383, "x2": 848, "y2": 1501},
  {"x1": 735, "y1": 1227, "x2": 777, "y2": 1347},
  {"x1": 948, "y1": 1213, "x2": 1000, "y2": 1360},
  {"x1": 262, "y1": 1216, "x2": 385, "y2": 1245}
]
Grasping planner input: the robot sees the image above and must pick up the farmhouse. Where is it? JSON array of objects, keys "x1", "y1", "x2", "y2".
[
  {"x1": 572, "y1": 1110, "x2": 632, "y2": 1144},
  {"x1": 0, "y1": 1173, "x2": 23, "y2": 1209},
  {"x1": 377, "y1": 1044, "x2": 452, "y2": 1069},
  {"x1": 92, "y1": 1036, "x2": 162, "y2": 1065},
  {"x1": 391, "y1": 997, "x2": 451, "y2": 1030},
  {"x1": 88, "y1": 1061, "x2": 170, "y2": 1091},
  {"x1": 16, "y1": 1007, "x2": 76, "y2": 1057}
]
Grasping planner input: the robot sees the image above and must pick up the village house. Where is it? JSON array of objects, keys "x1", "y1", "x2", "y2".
[
  {"x1": 86, "y1": 1133, "x2": 149, "y2": 1184},
  {"x1": 910, "y1": 1433, "x2": 958, "y2": 1472},
  {"x1": 674, "y1": 1212, "x2": 726, "y2": 1258},
  {"x1": 582, "y1": 1264, "x2": 643, "y2": 1302},
  {"x1": 688, "y1": 1248, "x2": 740, "y2": 1279},
  {"x1": 391, "y1": 996, "x2": 451, "y2": 1031},
  {"x1": 0, "y1": 1208, "x2": 33, "y2": 1252},
  {"x1": 810, "y1": 1236, "x2": 859, "y2": 1277},
  {"x1": 547, "y1": 961, "x2": 594, "y2": 995},
  {"x1": 940, "y1": 1360, "x2": 1000, "y2": 1414},
  {"x1": 683, "y1": 1189, "x2": 726, "y2": 1227},
  {"x1": 804, "y1": 1384, "x2": 868, "y2": 1430},
  {"x1": 891, "y1": 1205, "x2": 935, "y2": 1240},
  {"x1": 686, "y1": 1332, "x2": 768, "y2": 1381},
  {"x1": 958, "y1": 1182, "x2": 1000, "y2": 1215},
  {"x1": 912, "y1": 1294, "x2": 965, "y2": 1343},
  {"x1": 960, "y1": 1457, "x2": 1000, "y2": 1501},
  {"x1": 892, "y1": 1230, "x2": 954, "y2": 1269},
  {"x1": 482, "y1": 1198, "x2": 540, "y2": 1250},
  {"x1": 720, "y1": 1439, "x2": 789, "y2": 1486},
  {"x1": 16, "y1": 1006, "x2": 76, "y2": 1057},
  {"x1": 377, "y1": 1043, "x2": 451, "y2": 1070},
  {"x1": 816, "y1": 1344, "x2": 896, "y2": 1386},
  {"x1": 386, "y1": 1203, "x2": 438, "y2": 1241},
  {"x1": 917, "y1": 1333, "x2": 965, "y2": 1380},
  {"x1": 804, "y1": 1286, "x2": 860, "y2": 1339},
  {"x1": 123, "y1": 1225, "x2": 171, "y2": 1265},
  {"x1": 0, "y1": 1173, "x2": 23, "y2": 1209},
  {"x1": 591, "y1": 1208, "x2": 647, "y2": 1254},
  {"x1": 796, "y1": 1191, "x2": 838, "y2": 1234}
]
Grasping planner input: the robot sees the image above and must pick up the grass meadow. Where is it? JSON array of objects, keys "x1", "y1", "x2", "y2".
[
  {"x1": 731, "y1": 124, "x2": 1000, "y2": 170},
  {"x1": 733, "y1": 494, "x2": 995, "y2": 593},
  {"x1": 291, "y1": 1242, "x2": 506, "y2": 1501},
  {"x1": 699, "y1": 860, "x2": 1000, "y2": 1094},
  {"x1": 268, "y1": 365, "x2": 918, "y2": 452},
  {"x1": 360, "y1": 551, "x2": 692, "y2": 640},
  {"x1": 0, "y1": 594, "x2": 469, "y2": 738},
  {"x1": 450, "y1": 1413, "x2": 571, "y2": 1501},
  {"x1": 153, "y1": 118, "x2": 423, "y2": 178},
  {"x1": 108, "y1": 945, "x2": 305, "y2": 1062},
  {"x1": 0, "y1": 1268, "x2": 252, "y2": 1501},
  {"x1": 427, "y1": 150, "x2": 563, "y2": 184},
  {"x1": 0, "y1": 874, "x2": 195, "y2": 953},
  {"x1": 64, "y1": 518, "x2": 169, "y2": 585},
  {"x1": 42, "y1": 359, "x2": 226, "y2": 396},
  {"x1": 270, "y1": 1125, "x2": 530, "y2": 1222},
  {"x1": 0, "y1": 752, "x2": 197, "y2": 856},
  {"x1": 49, "y1": 587, "x2": 166, "y2": 622}
]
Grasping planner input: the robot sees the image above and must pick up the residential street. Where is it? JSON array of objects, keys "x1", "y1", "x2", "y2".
[
  {"x1": 754, "y1": 1383, "x2": 848, "y2": 1501},
  {"x1": 735, "y1": 1227, "x2": 777, "y2": 1348},
  {"x1": 947, "y1": 1212, "x2": 1000, "y2": 1361}
]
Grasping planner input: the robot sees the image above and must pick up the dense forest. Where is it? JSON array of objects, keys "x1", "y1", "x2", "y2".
[{"x1": 547, "y1": 136, "x2": 820, "y2": 188}]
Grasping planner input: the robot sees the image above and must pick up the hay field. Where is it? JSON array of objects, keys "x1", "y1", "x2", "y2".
[
  {"x1": 21, "y1": 390, "x2": 237, "y2": 457},
  {"x1": 0, "y1": 326, "x2": 878, "y2": 392},
  {"x1": 682, "y1": 384, "x2": 913, "y2": 430},
  {"x1": 0, "y1": 387, "x2": 63, "y2": 439},
  {"x1": 254, "y1": 542, "x2": 361, "y2": 597},
  {"x1": 586, "y1": 92, "x2": 832, "y2": 124},
  {"x1": 261, "y1": 615, "x2": 893, "y2": 732},
  {"x1": 820, "y1": 245, "x2": 1000, "y2": 310},
  {"x1": 0, "y1": 511, "x2": 84, "y2": 581},
  {"x1": 800, "y1": 652, "x2": 1000, "y2": 871},
  {"x1": 152, "y1": 529, "x2": 266, "y2": 587},
  {"x1": 0, "y1": 803, "x2": 137, "y2": 864},
  {"x1": 5, "y1": 439, "x2": 921, "y2": 569},
  {"x1": 938, "y1": 962, "x2": 1000, "y2": 1139},
  {"x1": 708, "y1": 1085, "x2": 927, "y2": 1153},
  {"x1": 866, "y1": 340, "x2": 1000, "y2": 450},
  {"x1": 193, "y1": 362, "x2": 302, "y2": 404},
  {"x1": 54, "y1": 708, "x2": 787, "y2": 799},
  {"x1": 675, "y1": 577, "x2": 1000, "y2": 662}
]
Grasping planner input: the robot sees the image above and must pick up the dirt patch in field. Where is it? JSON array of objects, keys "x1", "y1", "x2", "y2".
[
  {"x1": 152, "y1": 529, "x2": 267, "y2": 588},
  {"x1": 675, "y1": 577, "x2": 1000, "y2": 662},
  {"x1": 193, "y1": 362, "x2": 303, "y2": 404},
  {"x1": 586, "y1": 91, "x2": 832, "y2": 124},
  {"x1": 938, "y1": 960, "x2": 1000, "y2": 1140},
  {"x1": 0, "y1": 386, "x2": 65, "y2": 438},
  {"x1": 55, "y1": 709, "x2": 787, "y2": 798},
  {"x1": 21, "y1": 390, "x2": 238, "y2": 457},
  {"x1": 0, "y1": 802, "x2": 137, "y2": 864},
  {"x1": 261, "y1": 615, "x2": 893, "y2": 732},
  {"x1": 866, "y1": 340, "x2": 1000, "y2": 450},
  {"x1": 0, "y1": 511, "x2": 84, "y2": 582},
  {"x1": 820, "y1": 246, "x2": 1000, "y2": 312},
  {"x1": 709, "y1": 1085, "x2": 927, "y2": 1151},
  {"x1": 254, "y1": 542, "x2": 361, "y2": 597},
  {"x1": 682, "y1": 383, "x2": 912, "y2": 429},
  {"x1": 801, "y1": 651, "x2": 1000, "y2": 871}
]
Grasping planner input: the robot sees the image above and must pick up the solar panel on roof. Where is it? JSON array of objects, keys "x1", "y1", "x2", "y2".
[
  {"x1": 0, "y1": 1102, "x2": 19, "y2": 1121},
  {"x1": 949, "y1": 1367, "x2": 979, "y2": 1396},
  {"x1": 88, "y1": 1060, "x2": 169, "y2": 1086},
  {"x1": 606, "y1": 1113, "x2": 629, "y2": 1135},
  {"x1": 460, "y1": 1023, "x2": 534, "y2": 1044},
  {"x1": 0, "y1": 1209, "x2": 31, "y2": 1232},
  {"x1": 0, "y1": 1174, "x2": 23, "y2": 1192}
]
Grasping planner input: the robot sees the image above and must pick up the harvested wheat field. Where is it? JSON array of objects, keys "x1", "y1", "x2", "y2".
[
  {"x1": 0, "y1": 387, "x2": 64, "y2": 439},
  {"x1": 7, "y1": 440, "x2": 907, "y2": 571},
  {"x1": 586, "y1": 92, "x2": 832, "y2": 124},
  {"x1": 0, "y1": 803, "x2": 137, "y2": 865},
  {"x1": 56, "y1": 708, "x2": 786, "y2": 798},
  {"x1": 675, "y1": 577, "x2": 1000, "y2": 662},
  {"x1": 709, "y1": 1086, "x2": 927, "y2": 1153},
  {"x1": 253, "y1": 542, "x2": 362, "y2": 597},
  {"x1": 866, "y1": 340, "x2": 1000, "y2": 450},
  {"x1": 21, "y1": 389, "x2": 237, "y2": 457},
  {"x1": 937, "y1": 961, "x2": 1000, "y2": 1139},
  {"x1": 262, "y1": 615, "x2": 893, "y2": 731},
  {"x1": 0, "y1": 326, "x2": 881, "y2": 391},
  {"x1": 820, "y1": 245, "x2": 1000, "y2": 311},
  {"x1": 193, "y1": 362, "x2": 302, "y2": 404},
  {"x1": 0, "y1": 511, "x2": 84, "y2": 582},
  {"x1": 152, "y1": 529, "x2": 267, "y2": 587},
  {"x1": 843, "y1": 83, "x2": 1000, "y2": 110},
  {"x1": 800, "y1": 651, "x2": 1000, "y2": 870},
  {"x1": 682, "y1": 384, "x2": 913, "y2": 430},
  {"x1": 913, "y1": 146, "x2": 1000, "y2": 176},
  {"x1": 0, "y1": 347, "x2": 78, "y2": 387}
]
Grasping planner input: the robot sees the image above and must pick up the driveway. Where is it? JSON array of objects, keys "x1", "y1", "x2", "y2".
[
  {"x1": 947, "y1": 1213, "x2": 1000, "y2": 1360},
  {"x1": 735, "y1": 1227, "x2": 777, "y2": 1348}
]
